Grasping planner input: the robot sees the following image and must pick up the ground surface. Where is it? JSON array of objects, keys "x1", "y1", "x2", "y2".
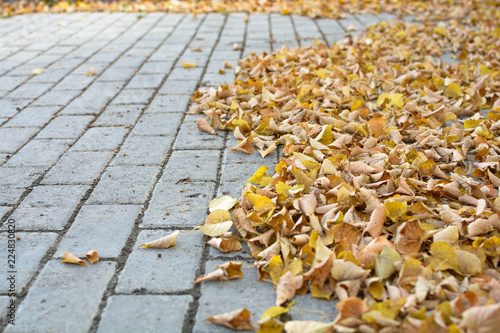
[{"x1": 0, "y1": 11, "x2": 412, "y2": 332}]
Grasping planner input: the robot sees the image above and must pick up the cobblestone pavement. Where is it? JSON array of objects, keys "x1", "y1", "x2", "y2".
[{"x1": 0, "y1": 11, "x2": 407, "y2": 332}]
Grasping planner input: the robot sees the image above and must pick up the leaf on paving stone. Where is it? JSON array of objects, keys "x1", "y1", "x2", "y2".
[
  {"x1": 208, "y1": 236, "x2": 242, "y2": 252},
  {"x1": 61, "y1": 251, "x2": 87, "y2": 267},
  {"x1": 217, "y1": 261, "x2": 244, "y2": 279},
  {"x1": 196, "y1": 117, "x2": 216, "y2": 135},
  {"x1": 461, "y1": 304, "x2": 500, "y2": 333},
  {"x1": 86, "y1": 250, "x2": 99, "y2": 264},
  {"x1": 224, "y1": 61, "x2": 234, "y2": 69},
  {"x1": 275, "y1": 271, "x2": 296, "y2": 306},
  {"x1": 209, "y1": 195, "x2": 238, "y2": 212},
  {"x1": 182, "y1": 62, "x2": 197, "y2": 68},
  {"x1": 283, "y1": 320, "x2": 334, "y2": 333},
  {"x1": 194, "y1": 268, "x2": 228, "y2": 283},
  {"x1": 86, "y1": 67, "x2": 95, "y2": 76},
  {"x1": 190, "y1": 45, "x2": 202, "y2": 52},
  {"x1": 141, "y1": 230, "x2": 179, "y2": 249},
  {"x1": 199, "y1": 220, "x2": 233, "y2": 237},
  {"x1": 29, "y1": 68, "x2": 44, "y2": 75},
  {"x1": 257, "y1": 317, "x2": 284, "y2": 333},
  {"x1": 204, "y1": 308, "x2": 253, "y2": 331},
  {"x1": 261, "y1": 301, "x2": 294, "y2": 319},
  {"x1": 233, "y1": 43, "x2": 241, "y2": 50}
]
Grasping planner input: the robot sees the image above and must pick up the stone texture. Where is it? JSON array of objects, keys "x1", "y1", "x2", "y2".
[
  {"x1": 70, "y1": 127, "x2": 128, "y2": 151},
  {"x1": 36, "y1": 115, "x2": 93, "y2": 139},
  {"x1": 94, "y1": 104, "x2": 143, "y2": 126},
  {"x1": 116, "y1": 230, "x2": 203, "y2": 293},
  {"x1": 4, "y1": 106, "x2": 58, "y2": 128},
  {"x1": 98, "y1": 295, "x2": 191, "y2": 333},
  {"x1": 162, "y1": 150, "x2": 220, "y2": 182},
  {"x1": 6, "y1": 260, "x2": 116, "y2": 333},
  {"x1": 173, "y1": 115, "x2": 225, "y2": 150},
  {"x1": 0, "y1": 127, "x2": 39, "y2": 153},
  {"x1": 56, "y1": 204, "x2": 141, "y2": 258},
  {"x1": 4, "y1": 139, "x2": 72, "y2": 167},
  {"x1": 0, "y1": 232, "x2": 58, "y2": 293},
  {"x1": 112, "y1": 135, "x2": 172, "y2": 165},
  {"x1": 131, "y1": 113, "x2": 183, "y2": 136}
]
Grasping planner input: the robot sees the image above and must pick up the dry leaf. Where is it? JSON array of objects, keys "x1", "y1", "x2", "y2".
[
  {"x1": 29, "y1": 68, "x2": 44, "y2": 75},
  {"x1": 276, "y1": 271, "x2": 296, "y2": 306},
  {"x1": 204, "y1": 308, "x2": 253, "y2": 331},
  {"x1": 196, "y1": 118, "x2": 216, "y2": 135},
  {"x1": 182, "y1": 62, "x2": 197, "y2": 68},
  {"x1": 86, "y1": 250, "x2": 99, "y2": 264},
  {"x1": 461, "y1": 304, "x2": 500, "y2": 333},
  {"x1": 141, "y1": 231, "x2": 179, "y2": 249},
  {"x1": 61, "y1": 251, "x2": 87, "y2": 267}
]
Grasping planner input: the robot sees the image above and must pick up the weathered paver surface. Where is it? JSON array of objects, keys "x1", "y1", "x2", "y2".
[{"x1": 0, "y1": 11, "x2": 396, "y2": 332}]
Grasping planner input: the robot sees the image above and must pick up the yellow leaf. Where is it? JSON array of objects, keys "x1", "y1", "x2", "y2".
[
  {"x1": 426, "y1": 242, "x2": 458, "y2": 272},
  {"x1": 209, "y1": 196, "x2": 238, "y2": 212},
  {"x1": 444, "y1": 82, "x2": 462, "y2": 98},
  {"x1": 86, "y1": 250, "x2": 99, "y2": 264},
  {"x1": 204, "y1": 308, "x2": 253, "y2": 331},
  {"x1": 375, "y1": 246, "x2": 401, "y2": 279},
  {"x1": 29, "y1": 68, "x2": 44, "y2": 75},
  {"x1": 283, "y1": 321, "x2": 334, "y2": 333},
  {"x1": 384, "y1": 201, "x2": 407, "y2": 222},
  {"x1": 456, "y1": 250, "x2": 482, "y2": 276},
  {"x1": 247, "y1": 166, "x2": 269, "y2": 184},
  {"x1": 182, "y1": 62, "x2": 196, "y2": 68},
  {"x1": 141, "y1": 230, "x2": 179, "y2": 249},
  {"x1": 61, "y1": 251, "x2": 87, "y2": 267},
  {"x1": 199, "y1": 221, "x2": 233, "y2": 237}
]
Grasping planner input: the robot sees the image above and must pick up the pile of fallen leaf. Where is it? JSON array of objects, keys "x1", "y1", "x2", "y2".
[
  {"x1": 1, "y1": 0, "x2": 499, "y2": 24},
  {"x1": 186, "y1": 9, "x2": 500, "y2": 333}
]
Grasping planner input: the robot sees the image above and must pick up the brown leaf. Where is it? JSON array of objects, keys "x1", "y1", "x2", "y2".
[
  {"x1": 207, "y1": 236, "x2": 242, "y2": 253},
  {"x1": 365, "y1": 205, "x2": 386, "y2": 238},
  {"x1": 276, "y1": 271, "x2": 296, "y2": 306},
  {"x1": 394, "y1": 221, "x2": 424, "y2": 255},
  {"x1": 204, "y1": 308, "x2": 253, "y2": 331},
  {"x1": 461, "y1": 304, "x2": 500, "y2": 333},
  {"x1": 86, "y1": 250, "x2": 99, "y2": 264},
  {"x1": 335, "y1": 297, "x2": 368, "y2": 323},
  {"x1": 61, "y1": 251, "x2": 87, "y2": 267},
  {"x1": 196, "y1": 118, "x2": 216, "y2": 135}
]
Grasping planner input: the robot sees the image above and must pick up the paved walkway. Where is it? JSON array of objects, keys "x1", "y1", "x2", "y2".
[{"x1": 0, "y1": 11, "x2": 400, "y2": 332}]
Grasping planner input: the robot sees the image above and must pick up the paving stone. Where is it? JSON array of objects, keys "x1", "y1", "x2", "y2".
[
  {"x1": 142, "y1": 180, "x2": 214, "y2": 228},
  {"x1": 0, "y1": 166, "x2": 46, "y2": 187},
  {"x1": 6, "y1": 185, "x2": 88, "y2": 230},
  {"x1": 201, "y1": 72, "x2": 236, "y2": 87},
  {"x1": 5, "y1": 83, "x2": 52, "y2": 100},
  {"x1": 168, "y1": 66, "x2": 205, "y2": 81},
  {"x1": 0, "y1": 127, "x2": 39, "y2": 153},
  {"x1": 163, "y1": 150, "x2": 220, "y2": 182},
  {"x1": 28, "y1": 68, "x2": 70, "y2": 84},
  {"x1": 4, "y1": 139, "x2": 72, "y2": 167},
  {"x1": 112, "y1": 135, "x2": 172, "y2": 165},
  {"x1": 87, "y1": 165, "x2": 160, "y2": 204},
  {"x1": 53, "y1": 74, "x2": 95, "y2": 91},
  {"x1": 0, "y1": 296, "x2": 9, "y2": 319},
  {"x1": 0, "y1": 99, "x2": 32, "y2": 117},
  {"x1": 116, "y1": 230, "x2": 203, "y2": 293},
  {"x1": 137, "y1": 61, "x2": 174, "y2": 74},
  {"x1": 0, "y1": 232, "x2": 58, "y2": 293},
  {"x1": 125, "y1": 74, "x2": 165, "y2": 89},
  {"x1": 132, "y1": 113, "x2": 183, "y2": 136},
  {"x1": 0, "y1": 206, "x2": 11, "y2": 220},
  {"x1": 41, "y1": 150, "x2": 114, "y2": 184},
  {"x1": 70, "y1": 127, "x2": 128, "y2": 151},
  {"x1": 217, "y1": 162, "x2": 276, "y2": 198},
  {"x1": 98, "y1": 295, "x2": 192, "y2": 333},
  {"x1": 94, "y1": 104, "x2": 144, "y2": 126},
  {"x1": 99, "y1": 66, "x2": 138, "y2": 81},
  {"x1": 0, "y1": 76, "x2": 27, "y2": 91},
  {"x1": 146, "y1": 94, "x2": 192, "y2": 113},
  {"x1": 158, "y1": 79, "x2": 199, "y2": 95},
  {"x1": 31, "y1": 89, "x2": 81, "y2": 106},
  {"x1": 194, "y1": 260, "x2": 275, "y2": 333},
  {"x1": 36, "y1": 115, "x2": 93, "y2": 139},
  {"x1": 111, "y1": 88, "x2": 155, "y2": 105},
  {"x1": 174, "y1": 115, "x2": 225, "y2": 150},
  {"x1": 6, "y1": 260, "x2": 116, "y2": 333},
  {"x1": 0, "y1": 186, "x2": 26, "y2": 206},
  {"x1": 4, "y1": 106, "x2": 58, "y2": 128},
  {"x1": 56, "y1": 204, "x2": 141, "y2": 258}
]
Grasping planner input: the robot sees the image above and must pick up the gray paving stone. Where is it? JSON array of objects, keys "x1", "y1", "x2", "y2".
[
  {"x1": 111, "y1": 88, "x2": 155, "y2": 105},
  {"x1": 99, "y1": 66, "x2": 137, "y2": 81},
  {"x1": 0, "y1": 206, "x2": 11, "y2": 220},
  {"x1": 0, "y1": 76, "x2": 27, "y2": 91},
  {"x1": 70, "y1": 127, "x2": 128, "y2": 151},
  {"x1": 125, "y1": 74, "x2": 165, "y2": 89},
  {"x1": 93, "y1": 104, "x2": 143, "y2": 126},
  {"x1": 0, "y1": 232, "x2": 58, "y2": 293},
  {"x1": 4, "y1": 106, "x2": 58, "y2": 128},
  {"x1": 132, "y1": 113, "x2": 183, "y2": 136},
  {"x1": 0, "y1": 166, "x2": 46, "y2": 187},
  {"x1": 0, "y1": 296, "x2": 10, "y2": 319},
  {"x1": 53, "y1": 74, "x2": 95, "y2": 91},
  {"x1": 116, "y1": 230, "x2": 203, "y2": 293},
  {"x1": 142, "y1": 180, "x2": 214, "y2": 228},
  {"x1": 0, "y1": 98, "x2": 34, "y2": 117},
  {"x1": 168, "y1": 66, "x2": 205, "y2": 81},
  {"x1": 158, "y1": 79, "x2": 199, "y2": 95},
  {"x1": 112, "y1": 135, "x2": 172, "y2": 165},
  {"x1": 87, "y1": 165, "x2": 160, "y2": 204},
  {"x1": 6, "y1": 83, "x2": 52, "y2": 100},
  {"x1": 146, "y1": 94, "x2": 192, "y2": 113},
  {"x1": 6, "y1": 185, "x2": 88, "y2": 230},
  {"x1": 31, "y1": 89, "x2": 81, "y2": 106},
  {"x1": 163, "y1": 150, "x2": 220, "y2": 182},
  {"x1": 137, "y1": 61, "x2": 174, "y2": 74},
  {"x1": 218, "y1": 162, "x2": 275, "y2": 198},
  {"x1": 28, "y1": 68, "x2": 70, "y2": 84},
  {"x1": 41, "y1": 150, "x2": 114, "y2": 184},
  {"x1": 56, "y1": 204, "x2": 141, "y2": 258},
  {"x1": 0, "y1": 186, "x2": 26, "y2": 206},
  {"x1": 36, "y1": 115, "x2": 93, "y2": 139},
  {"x1": 194, "y1": 260, "x2": 275, "y2": 333},
  {"x1": 0, "y1": 127, "x2": 39, "y2": 153},
  {"x1": 6, "y1": 260, "x2": 116, "y2": 333},
  {"x1": 173, "y1": 115, "x2": 225, "y2": 150},
  {"x1": 98, "y1": 295, "x2": 192, "y2": 333},
  {"x1": 4, "y1": 139, "x2": 72, "y2": 167}
]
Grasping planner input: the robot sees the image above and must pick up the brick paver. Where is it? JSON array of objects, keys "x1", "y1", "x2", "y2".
[{"x1": 0, "y1": 11, "x2": 399, "y2": 332}]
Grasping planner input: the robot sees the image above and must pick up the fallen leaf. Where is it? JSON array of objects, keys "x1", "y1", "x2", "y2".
[
  {"x1": 204, "y1": 308, "x2": 253, "y2": 331},
  {"x1": 196, "y1": 117, "x2": 216, "y2": 135},
  {"x1": 209, "y1": 195, "x2": 238, "y2": 212},
  {"x1": 141, "y1": 230, "x2": 179, "y2": 249},
  {"x1": 61, "y1": 251, "x2": 87, "y2": 267},
  {"x1": 276, "y1": 271, "x2": 296, "y2": 306},
  {"x1": 86, "y1": 250, "x2": 99, "y2": 264},
  {"x1": 461, "y1": 304, "x2": 500, "y2": 333},
  {"x1": 283, "y1": 320, "x2": 334, "y2": 333},
  {"x1": 335, "y1": 297, "x2": 368, "y2": 323},
  {"x1": 29, "y1": 68, "x2": 44, "y2": 75},
  {"x1": 182, "y1": 62, "x2": 197, "y2": 68}
]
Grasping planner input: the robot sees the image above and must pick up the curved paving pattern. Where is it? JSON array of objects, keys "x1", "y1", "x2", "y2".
[{"x1": 0, "y1": 11, "x2": 410, "y2": 332}]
